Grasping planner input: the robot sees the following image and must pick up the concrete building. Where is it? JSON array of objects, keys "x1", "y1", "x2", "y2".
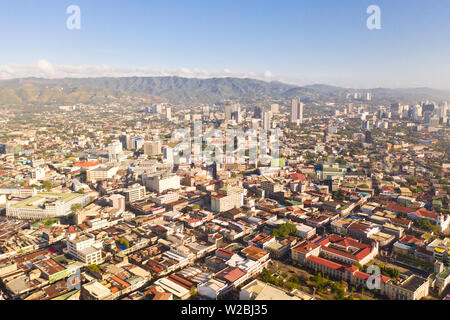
[
  {"x1": 143, "y1": 173, "x2": 181, "y2": 193},
  {"x1": 67, "y1": 233, "x2": 102, "y2": 265},
  {"x1": 86, "y1": 166, "x2": 119, "y2": 183},
  {"x1": 123, "y1": 184, "x2": 146, "y2": 203},
  {"x1": 6, "y1": 192, "x2": 90, "y2": 220},
  {"x1": 144, "y1": 141, "x2": 162, "y2": 157},
  {"x1": 211, "y1": 187, "x2": 244, "y2": 213}
]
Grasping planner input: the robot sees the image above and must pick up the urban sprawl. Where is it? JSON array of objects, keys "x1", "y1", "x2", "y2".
[{"x1": 0, "y1": 95, "x2": 449, "y2": 301}]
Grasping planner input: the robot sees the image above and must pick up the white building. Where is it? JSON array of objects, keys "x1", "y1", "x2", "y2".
[
  {"x1": 67, "y1": 233, "x2": 102, "y2": 265},
  {"x1": 143, "y1": 173, "x2": 180, "y2": 193},
  {"x1": 123, "y1": 184, "x2": 146, "y2": 203}
]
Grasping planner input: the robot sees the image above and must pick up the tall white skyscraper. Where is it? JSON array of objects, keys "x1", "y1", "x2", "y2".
[
  {"x1": 163, "y1": 146, "x2": 174, "y2": 164},
  {"x1": 290, "y1": 98, "x2": 304, "y2": 124},
  {"x1": 166, "y1": 107, "x2": 172, "y2": 120},
  {"x1": 262, "y1": 111, "x2": 272, "y2": 131}
]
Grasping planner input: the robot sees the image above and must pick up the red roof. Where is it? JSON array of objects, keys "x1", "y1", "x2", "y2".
[
  {"x1": 73, "y1": 161, "x2": 100, "y2": 167},
  {"x1": 290, "y1": 173, "x2": 307, "y2": 181},
  {"x1": 386, "y1": 203, "x2": 415, "y2": 214},
  {"x1": 414, "y1": 208, "x2": 438, "y2": 220},
  {"x1": 292, "y1": 242, "x2": 320, "y2": 254},
  {"x1": 216, "y1": 248, "x2": 234, "y2": 258},
  {"x1": 216, "y1": 266, "x2": 246, "y2": 283},
  {"x1": 306, "y1": 255, "x2": 343, "y2": 270}
]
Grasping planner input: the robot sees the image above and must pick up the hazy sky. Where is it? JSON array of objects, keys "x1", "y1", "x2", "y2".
[{"x1": 0, "y1": 0, "x2": 449, "y2": 89}]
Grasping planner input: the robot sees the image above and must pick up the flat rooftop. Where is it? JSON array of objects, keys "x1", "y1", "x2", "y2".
[{"x1": 400, "y1": 275, "x2": 428, "y2": 292}]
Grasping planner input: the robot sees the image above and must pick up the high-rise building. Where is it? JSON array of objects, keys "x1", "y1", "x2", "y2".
[
  {"x1": 290, "y1": 98, "x2": 304, "y2": 124},
  {"x1": 254, "y1": 106, "x2": 263, "y2": 119},
  {"x1": 271, "y1": 104, "x2": 279, "y2": 114},
  {"x1": 152, "y1": 104, "x2": 163, "y2": 114},
  {"x1": 144, "y1": 141, "x2": 162, "y2": 156},
  {"x1": 348, "y1": 103, "x2": 354, "y2": 114},
  {"x1": 166, "y1": 107, "x2": 172, "y2": 120},
  {"x1": 163, "y1": 146, "x2": 174, "y2": 164},
  {"x1": 108, "y1": 140, "x2": 123, "y2": 162},
  {"x1": 262, "y1": 111, "x2": 272, "y2": 131},
  {"x1": 123, "y1": 183, "x2": 146, "y2": 203},
  {"x1": 225, "y1": 104, "x2": 232, "y2": 121},
  {"x1": 364, "y1": 130, "x2": 373, "y2": 144}
]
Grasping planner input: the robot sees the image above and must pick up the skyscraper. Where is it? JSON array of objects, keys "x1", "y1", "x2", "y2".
[
  {"x1": 290, "y1": 98, "x2": 304, "y2": 124},
  {"x1": 254, "y1": 106, "x2": 263, "y2": 119},
  {"x1": 262, "y1": 111, "x2": 272, "y2": 131}
]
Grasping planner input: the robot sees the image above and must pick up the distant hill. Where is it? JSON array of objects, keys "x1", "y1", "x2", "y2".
[{"x1": 0, "y1": 76, "x2": 449, "y2": 106}]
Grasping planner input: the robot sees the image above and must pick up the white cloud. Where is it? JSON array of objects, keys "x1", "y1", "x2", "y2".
[{"x1": 0, "y1": 60, "x2": 296, "y2": 85}]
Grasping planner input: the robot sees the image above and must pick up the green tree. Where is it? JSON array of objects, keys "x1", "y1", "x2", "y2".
[
  {"x1": 273, "y1": 223, "x2": 298, "y2": 238},
  {"x1": 71, "y1": 203, "x2": 83, "y2": 214},
  {"x1": 42, "y1": 180, "x2": 52, "y2": 192}
]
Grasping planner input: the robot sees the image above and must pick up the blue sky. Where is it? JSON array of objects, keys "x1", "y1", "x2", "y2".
[{"x1": 0, "y1": 0, "x2": 449, "y2": 89}]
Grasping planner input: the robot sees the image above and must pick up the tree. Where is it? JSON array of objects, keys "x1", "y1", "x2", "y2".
[
  {"x1": 42, "y1": 180, "x2": 52, "y2": 192},
  {"x1": 273, "y1": 223, "x2": 298, "y2": 238},
  {"x1": 117, "y1": 237, "x2": 130, "y2": 249},
  {"x1": 71, "y1": 203, "x2": 83, "y2": 214}
]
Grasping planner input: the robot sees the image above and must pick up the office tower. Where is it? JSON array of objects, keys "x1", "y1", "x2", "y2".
[
  {"x1": 390, "y1": 103, "x2": 404, "y2": 119},
  {"x1": 290, "y1": 98, "x2": 304, "y2": 124},
  {"x1": 254, "y1": 106, "x2": 263, "y2": 119},
  {"x1": 225, "y1": 104, "x2": 232, "y2": 121},
  {"x1": 163, "y1": 146, "x2": 174, "y2": 164},
  {"x1": 290, "y1": 98, "x2": 298, "y2": 123},
  {"x1": 0, "y1": 144, "x2": 5, "y2": 154},
  {"x1": 348, "y1": 103, "x2": 354, "y2": 114},
  {"x1": 262, "y1": 111, "x2": 272, "y2": 131},
  {"x1": 134, "y1": 138, "x2": 144, "y2": 150},
  {"x1": 166, "y1": 107, "x2": 172, "y2": 120},
  {"x1": 439, "y1": 102, "x2": 448, "y2": 119},
  {"x1": 144, "y1": 141, "x2": 162, "y2": 156},
  {"x1": 366, "y1": 92, "x2": 372, "y2": 101},
  {"x1": 108, "y1": 140, "x2": 123, "y2": 162},
  {"x1": 152, "y1": 104, "x2": 162, "y2": 114},
  {"x1": 429, "y1": 115, "x2": 440, "y2": 127},
  {"x1": 413, "y1": 104, "x2": 422, "y2": 121},
  {"x1": 271, "y1": 104, "x2": 279, "y2": 114},
  {"x1": 202, "y1": 105, "x2": 210, "y2": 118},
  {"x1": 120, "y1": 134, "x2": 131, "y2": 150},
  {"x1": 235, "y1": 105, "x2": 243, "y2": 123},
  {"x1": 364, "y1": 130, "x2": 373, "y2": 143},
  {"x1": 123, "y1": 184, "x2": 146, "y2": 203},
  {"x1": 362, "y1": 120, "x2": 371, "y2": 131}
]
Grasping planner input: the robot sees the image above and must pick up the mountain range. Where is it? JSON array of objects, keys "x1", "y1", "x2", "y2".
[{"x1": 0, "y1": 76, "x2": 449, "y2": 106}]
